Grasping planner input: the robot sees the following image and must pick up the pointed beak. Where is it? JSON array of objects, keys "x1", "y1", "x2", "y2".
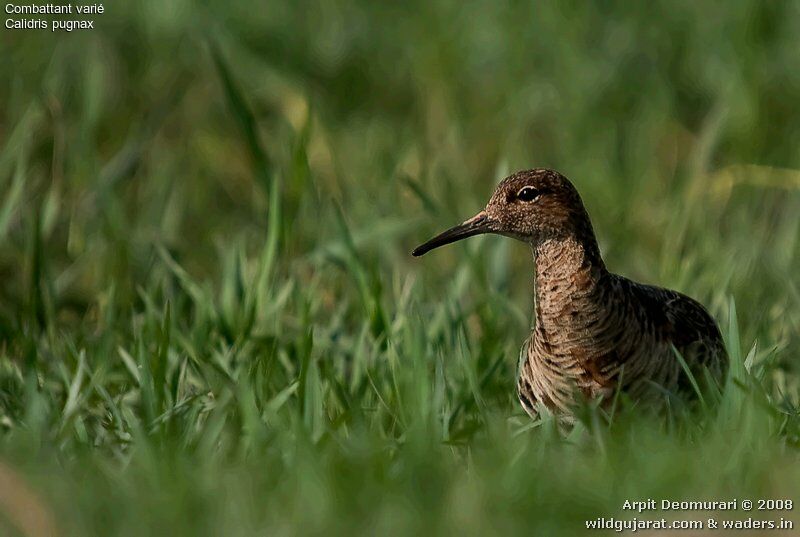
[{"x1": 412, "y1": 211, "x2": 495, "y2": 257}]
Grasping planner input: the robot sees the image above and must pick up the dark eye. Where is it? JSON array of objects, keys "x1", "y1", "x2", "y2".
[{"x1": 516, "y1": 187, "x2": 540, "y2": 202}]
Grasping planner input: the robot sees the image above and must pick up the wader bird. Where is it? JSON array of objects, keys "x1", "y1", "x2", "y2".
[{"x1": 413, "y1": 169, "x2": 727, "y2": 419}]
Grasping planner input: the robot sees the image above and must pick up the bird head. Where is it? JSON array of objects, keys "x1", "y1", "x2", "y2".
[{"x1": 412, "y1": 169, "x2": 592, "y2": 257}]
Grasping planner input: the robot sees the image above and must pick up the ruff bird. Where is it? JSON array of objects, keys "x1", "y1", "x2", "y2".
[{"x1": 413, "y1": 169, "x2": 727, "y2": 419}]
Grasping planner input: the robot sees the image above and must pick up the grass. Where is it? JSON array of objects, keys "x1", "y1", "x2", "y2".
[{"x1": 1, "y1": 1, "x2": 800, "y2": 535}]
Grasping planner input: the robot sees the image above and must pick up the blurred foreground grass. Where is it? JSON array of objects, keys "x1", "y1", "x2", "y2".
[{"x1": 1, "y1": 1, "x2": 800, "y2": 535}]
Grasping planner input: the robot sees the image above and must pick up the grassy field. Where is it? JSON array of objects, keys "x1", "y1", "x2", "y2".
[{"x1": 2, "y1": 1, "x2": 800, "y2": 535}]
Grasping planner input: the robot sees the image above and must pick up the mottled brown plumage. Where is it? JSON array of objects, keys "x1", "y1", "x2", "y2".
[{"x1": 413, "y1": 169, "x2": 727, "y2": 419}]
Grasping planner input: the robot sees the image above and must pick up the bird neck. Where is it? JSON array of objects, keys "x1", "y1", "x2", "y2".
[{"x1": 531, "y1": 234, "x2": 608, "y2": 339}]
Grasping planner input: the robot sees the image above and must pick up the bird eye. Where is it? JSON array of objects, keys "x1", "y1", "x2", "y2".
[{"x1": 516, "y1": 187, "x2": 540, "y2": 202}]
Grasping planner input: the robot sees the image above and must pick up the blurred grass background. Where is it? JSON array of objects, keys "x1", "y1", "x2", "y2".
[{"x1": 1, "y1": 1, "x2": 800, "y2": 535}]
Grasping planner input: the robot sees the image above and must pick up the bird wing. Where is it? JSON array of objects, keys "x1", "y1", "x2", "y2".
[{"x1": 624, "y1": 279, "x2": 727, "y2": 382}]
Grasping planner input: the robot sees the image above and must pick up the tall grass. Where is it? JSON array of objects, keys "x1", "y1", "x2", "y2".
[{"x1": 1, "y1": 1, "x2": 799, "y2": 535}]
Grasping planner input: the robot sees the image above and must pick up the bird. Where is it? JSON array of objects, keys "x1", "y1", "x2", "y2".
[{"x1": 413, "y1": 168, "x2": 728, "y2": 420}]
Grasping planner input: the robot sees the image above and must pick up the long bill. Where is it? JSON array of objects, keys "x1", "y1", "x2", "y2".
[{"x1": 412, "y1": 211, "x2": 495, "y2": 257}]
